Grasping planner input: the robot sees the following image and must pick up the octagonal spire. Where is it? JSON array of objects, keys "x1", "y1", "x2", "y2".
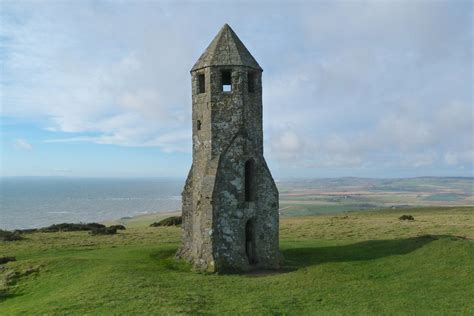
[{"x1": 191, "y1": 24, "x2": 262, "y2": 72}]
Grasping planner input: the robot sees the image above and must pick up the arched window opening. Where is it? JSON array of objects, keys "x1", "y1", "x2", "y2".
[
  {"x1": 197, "y1": 120, "x2": 202, "y2": 131},
  {"x1": 244, "y1": 159, "x2": 255, "y2": 202},
  {"x1": 245, "y1": 219, "x2": 257, "y2": 265}
]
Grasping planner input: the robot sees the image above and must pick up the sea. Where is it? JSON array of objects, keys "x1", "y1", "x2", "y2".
[{"x1": 0, "y1": 177, "x2": 184, "y2": 230}]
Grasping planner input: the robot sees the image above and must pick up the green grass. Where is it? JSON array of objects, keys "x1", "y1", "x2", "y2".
[{"x1": 1, "y1": 206, "x2": 473, "y2": 315}]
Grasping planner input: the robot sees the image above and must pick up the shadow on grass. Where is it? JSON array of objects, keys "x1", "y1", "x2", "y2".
[
  {"x1": 0, "y1": 291, "x2": 23, "y2": 302},
  {"x1": 282, "y1": 235, "x2": 438, "y2": 270},
  {"x1": 152, "y1": 235, "x2": 459, "y2": 275}
]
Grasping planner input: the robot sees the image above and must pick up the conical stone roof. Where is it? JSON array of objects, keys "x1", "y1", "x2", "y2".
[{"x1": 191, "y1": 24, "x2": 262, "y2": 72}]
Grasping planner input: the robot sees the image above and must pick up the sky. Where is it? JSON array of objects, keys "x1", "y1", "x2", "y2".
[{"x1": 0, "y1": 0, "x2": 472, "y2": 179}]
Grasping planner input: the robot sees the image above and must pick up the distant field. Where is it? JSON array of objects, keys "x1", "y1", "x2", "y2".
[
  {"x1": 278, "y1": 177, "x2": 473, "y2": 217},
  {"x1": 1, "y1": 206, "x2": 473, "y2": 315}
]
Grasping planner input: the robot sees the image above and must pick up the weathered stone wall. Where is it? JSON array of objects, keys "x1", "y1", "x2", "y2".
[
  {"x1": 212, "y1": 133, "x2": 281, "y2": 271},
  {"x1": 177, "y1": 68, "x2": 216, "y2": 271},
  {"x1": 177, "y1": 24, "x2": 281, "y2": 272}
]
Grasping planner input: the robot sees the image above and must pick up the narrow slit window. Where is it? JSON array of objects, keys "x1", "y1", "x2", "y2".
[
  {"x1": 244, "y1": 159, "x2": 255, "y2": 202},
  {"x1": 197, "y1": 120, "x2": 202, "y2": 131},
  {"x1": 247, "y1": 72, "x2": 255, "y2": 93},
  {"x1": 245, "y1": 219, "x2": 257, "y2": 264},
  {"x1": 221, "y1": 70, "x2": 232, "y2": 92},
  {"x1": 198, "y1": 74, "x2": 205, "y2": 94}
]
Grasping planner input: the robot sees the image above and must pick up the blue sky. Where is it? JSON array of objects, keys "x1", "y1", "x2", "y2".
[{"x1": 0, "y1": 0, "x2": 472, "y2": 178}]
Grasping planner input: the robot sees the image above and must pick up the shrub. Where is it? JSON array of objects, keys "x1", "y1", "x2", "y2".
[
  {"x1": 0, "y1": 257, "x2": 16, "y2": 264},
  {"x1": 109, "y1": 225, "x2": 126, "y2": 230},
  {"x1": 12, "y1": 223, "x2": 113, "y2": 235},
  {"x1": 13, "y1": 228, "x2": 38, "y2": 234},
  {"x1": 0, "y1": 230, "x2": 23, "y2": 241},
  {"x1": 89, "y1": 227, "x2": 117, "y2": 235},
  {"x1": 39, "y1": 223, "x2": 106, "y2": 232},
  {"x1": 399, "y1": 215, "x2": 415, "y2": 221},
  {"x1": 150, "y1": 216, "x2": 182, "y2": 227}
]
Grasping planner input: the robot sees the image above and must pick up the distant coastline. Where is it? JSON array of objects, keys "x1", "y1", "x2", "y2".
[
  {"x1": 1, "y1": 176, "x2": 472, "y2": 230},
  {"x1": 0, "y1": 177, "x2": 183, "y2": 230}
]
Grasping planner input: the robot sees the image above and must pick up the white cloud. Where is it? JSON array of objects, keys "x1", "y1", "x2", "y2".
[
  {"x1": 268, "y1": 99, "x2": 473, "y2": 170},
  {"x1": 444, "y1": 150, "x2": 474, "y2": 166},
  {"x1": 1, "y1": 1, "x2": 472, "y2": 175},
  {"x1": 14, "y1": 139, "x2": 33, "y2": 150},
  {"x1": 1, "y1": 2, "x2": 195, "y2": 152}
]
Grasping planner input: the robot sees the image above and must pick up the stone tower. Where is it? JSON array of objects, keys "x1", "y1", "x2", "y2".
[{"x1": 177, "y1": 24, "x2": 281, "y2": 272}]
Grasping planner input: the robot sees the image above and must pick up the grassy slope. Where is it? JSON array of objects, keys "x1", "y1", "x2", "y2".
[{"x1": 1, "y1": 206, "x2": 473, "y2": 315}]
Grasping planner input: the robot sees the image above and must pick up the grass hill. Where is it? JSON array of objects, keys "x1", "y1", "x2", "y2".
[{"x1": 1, "y1": 206, "x2": 473, "y2": 314}]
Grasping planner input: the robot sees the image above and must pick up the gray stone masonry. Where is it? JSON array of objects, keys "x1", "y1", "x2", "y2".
[{"x1": 176, "y1": 24, "x2": 282, "y2": 272}]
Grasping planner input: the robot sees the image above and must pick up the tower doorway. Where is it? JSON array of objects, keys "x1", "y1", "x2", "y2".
[{"x1": 245, "y1": 219, "x2": 257, "y2": 265}]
